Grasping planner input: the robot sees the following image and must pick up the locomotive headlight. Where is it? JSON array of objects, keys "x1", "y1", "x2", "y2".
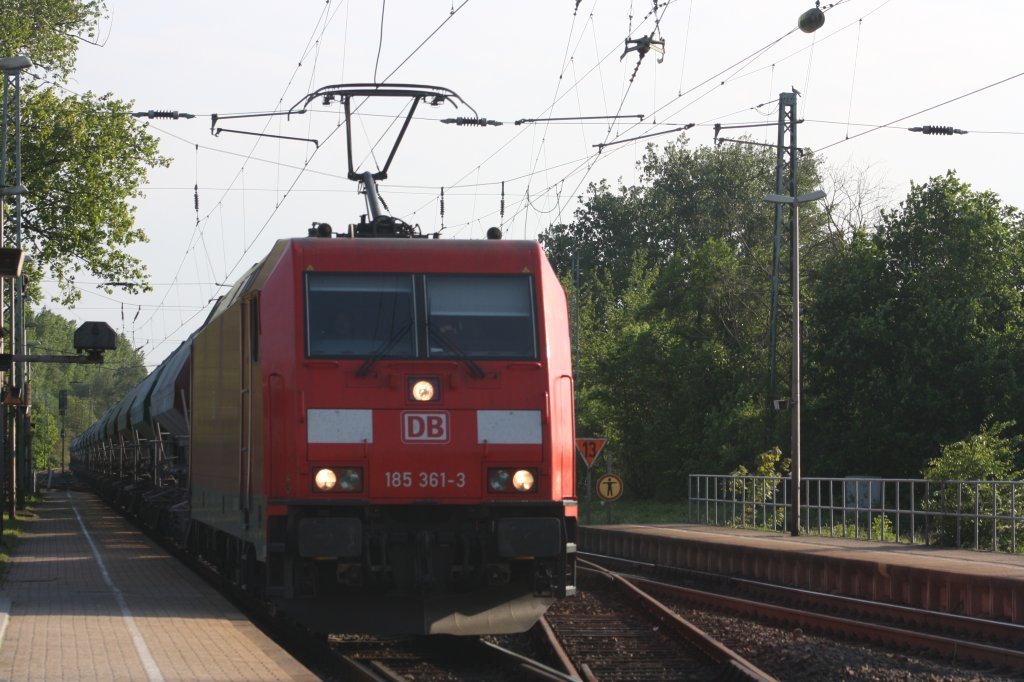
[
  {"x1": 512, "y1": 469, "x2": 535, "y2": 492},
  {"x1": 409, "y1": 377, "x2": 440, "y2": 402},
  {"x1": 314, "y1": 468, "x2": 338, "y2": 491},
  {"x1": 412, "y1": 380, "x2": 435, "y2": 401},
  {"x1": 488, "y1": 468, "x2": 537, "y2": 493},
  {"x1": 313, "y1": 467, "x2": 364, "y2": 493}
]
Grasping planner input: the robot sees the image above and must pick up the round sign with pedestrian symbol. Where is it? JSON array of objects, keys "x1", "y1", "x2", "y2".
[{"x1": 596, "y1": 473, "x2": 623, "y2": 501}]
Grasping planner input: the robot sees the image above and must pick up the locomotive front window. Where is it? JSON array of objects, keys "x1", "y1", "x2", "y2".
[
  {"x1": 306, "y1": 274, "x2": 416, "y2": 358},
  {"x1": 425, "y1": 275, "x2": 537, "y2": 359}
]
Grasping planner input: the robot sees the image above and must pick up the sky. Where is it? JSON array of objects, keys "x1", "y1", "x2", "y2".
[{"x1": 31, "y1": 0, "x2": 1024, "y2": 371}]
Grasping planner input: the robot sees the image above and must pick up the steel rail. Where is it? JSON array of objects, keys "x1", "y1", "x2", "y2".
[
  {"x1": 537, "y1": 615, "x2": 584, "y2": 681},
  {"x1": 479, "y1": 639, "x2": 582, "y2": 681},
  {"x1": 582, "y1": 551, "x2": 1024, "y2": 647},
  {"x1": 626, "y1": 572, "x2": 1024, "y2": 671},
  {"x1": 335, "y1": 655, "x2": 396, "y2": 682},
  {"x1": 578, "y1": 559, "x2": 777, "y2": 681}
]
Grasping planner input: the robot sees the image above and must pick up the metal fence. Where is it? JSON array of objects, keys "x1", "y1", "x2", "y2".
[{"x1": 688, "y1": 475, "x2": 1024, "y2": 553}]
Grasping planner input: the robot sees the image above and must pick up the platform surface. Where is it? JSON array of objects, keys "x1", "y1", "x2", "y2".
[
  {"x1": 595, "y1": 522, "x2": 1024, "y2": 577},
  {"x1": 0, "y1": 488, "x2": 318, "y2": 682},
  {"x1": 581, "y1": 522, "x2": 1024, "y2": 623}
]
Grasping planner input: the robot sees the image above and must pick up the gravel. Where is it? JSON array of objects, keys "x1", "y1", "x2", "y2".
[{"x1": 673, "y1": 604, "x2": 1021, "y2": 682}]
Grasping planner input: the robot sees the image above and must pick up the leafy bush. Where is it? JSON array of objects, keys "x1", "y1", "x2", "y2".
[
  {"x1": 922, "y1": 421, "x2": 1024, "y2": 551},
  {"x1": 828, "y1": 512, "x2": 897, "y2": 542},
  {"x1": 724, "y1": 448, "x2": 790, "y2": 529}
]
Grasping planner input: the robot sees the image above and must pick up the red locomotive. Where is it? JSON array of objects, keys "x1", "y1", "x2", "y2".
[
  {"x1": 73, "y1": 83, "x2": 577, "y2": 634},
  {"x1": 72, "y1": 219, "x2": 578, "y2": 635}
]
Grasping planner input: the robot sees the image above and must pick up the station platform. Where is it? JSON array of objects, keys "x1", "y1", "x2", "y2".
[
  {"x1": 0, "y1": 487, "x2": 318, "y2": 682},
  {"x1": 579, "y1": 523, "x2": 1024, "y2": 625}
]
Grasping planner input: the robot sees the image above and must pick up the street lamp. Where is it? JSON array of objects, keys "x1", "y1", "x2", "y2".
[
  {"x1": 2, "y1": 54, "x2": 33, "y2": 521},
  {"x1": 764, "y1": 189, "x2": 825, "y2": 536},
  {"x1": 58, "y1": 389, "x2": 67, "y2": 472}
]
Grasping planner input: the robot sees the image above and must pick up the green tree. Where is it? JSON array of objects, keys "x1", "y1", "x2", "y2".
[
  {"x1": 551, "y1": 137, "x2": 827, "y2": 499},
  {"x1": 806, "y1": 172, "x2": 1024, "y2": 476},
  {"x1": 922, "y1": 421, "x2": 1024, "y2": 550},
  {"x1": 21, "y1": 86, "x2": 165, "y2": 302},
  {"x1": 924, "y1": 420, "x2": 1022, "y2": 482},
  {"x1": 30, "y1": 409, "x2": 59, "y2": 470},
  {"x1": 27, "y1": 308, "x2": 146, "y2": 469},
  {"x1": 543, "y1": 137, "x2": 827, "y2": 291},
  {"x1": 0, "y1": 0, "x2": 103, "y2": 80},
  {"x1": 1, "y1": 0, "x2": 167, "y2": 305}
]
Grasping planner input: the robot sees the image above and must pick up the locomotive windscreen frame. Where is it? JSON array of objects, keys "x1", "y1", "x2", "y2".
[{"x1": 306, "y1": 272, "x2": 538, "y2": 361}]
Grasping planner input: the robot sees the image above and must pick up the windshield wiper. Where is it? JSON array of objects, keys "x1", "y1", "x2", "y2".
[
  {"x1": 357, "y1": 321, "x2": 412, "y2": 377},
  {"x1": 428, "y1": 323, "x2": 485, "y2": 379}
]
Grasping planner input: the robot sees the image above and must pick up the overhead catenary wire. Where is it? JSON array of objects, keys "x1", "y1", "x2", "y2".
[
  {"x1": 430, "y1": 0, "x2": 802, "y2": 238},
  {"x1": 44, "y1": 0, "x2": 1023, "y2": 370},
  {"x1": 132, "y1": 2, "x2": 472, "y2": 362},
  {"x1": 373, "y1": 0, "x2": 387, "y2": 83},
  {"x1": 135, "y1": 0, "x2": 344, "y2": 339},
  {"x1": 420, "y1": 0, "x2": 914, "y2": 243},
  {"x1": 216, "y1": 6, "x2": 475, "y2": 266},
  {"x1": 845, "y1": 18, "x2": 863, "y2": 139},
  {"x1": 815, "y1": 70, "x2": 1024, "y2": 153}
]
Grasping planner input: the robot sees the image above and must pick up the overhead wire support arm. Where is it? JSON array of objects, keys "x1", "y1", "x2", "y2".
[
  {"x1": 209, "y1": 109, "x2": 293, "y2": 134},
  {"x1": 713, "y1": 120, "x2": 804, "y2": 144},
  {"x1": 715, "y1": 137, "x2": 805, "y2": 154},
  {"x1": 593, "y1": 124, "x2": 693, "y2": 151},
  {"x1": 212, "y1": 127, "x2": 319, "y2": 148},
  {"x1": 1, "y1": 353, "x2": 105, "y2": 366},
  {"x1": 514, "y1": 114, "x2": 645, "y2": 126},
  {"x1": 714, "y1": 120, "x2": 804, "y2": 133}
]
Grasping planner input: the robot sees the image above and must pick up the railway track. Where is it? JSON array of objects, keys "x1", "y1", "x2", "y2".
[
  {"x1": 98, "y1": 473, "x2": 1023, "y2": 681},
  {"x1": 90, "y1": 475, "x2": 1022, "y2": 681},
  {"x1": 542, "y1": 560, "x2": 775, "y2": 681},
  {"x1": 328, "y1": 633, "x2": 580, "y2": 681},
  {"x1": 84, "y1": 477, "x2": 576, "y2": 682},
  {"x1": 321, "y1": 559, "x2": 775, "y2": 681},
  {"x1": 582, "y1": 551, "x2": 1024, "y2": 676}
]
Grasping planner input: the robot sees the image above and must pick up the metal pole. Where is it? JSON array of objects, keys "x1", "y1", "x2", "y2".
[
  {"x1": 13, "y1": 70, "x2": 25, "y2": 508},
  {"x1": 788, "y1": 93, "x2": 800, "y2": 537},
  {"x1": 59, "y1": 387, "x2": 67, "y2": 473},
  {"x1": 764, "y1": 188, "x2": 825, "y2": 537},
  {"x1": 0, "y1": 69, "x2": 9, "y2": 529},
  {"x1": 768, "y1": 91, "x2": 796, "y2": 409},
  {"x1": 791, "y1": 202, "x2": 801, "y2": 536},
  {"x1": 585, "y1": 466, "x2": 592, "y2": 525},
  {"x1": 6, "y1": 279, "x2": 14, "y2": 518},
  {"x1": 605, "y1": 449, "x2": 613, "y2": 525},
  {"x1": 0, "y1": 56, "x2": 30, "y2": 518}
]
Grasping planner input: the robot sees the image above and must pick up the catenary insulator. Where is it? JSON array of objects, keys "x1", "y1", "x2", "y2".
[
  {"x1": 132, "y1": 110, "x2": 196, "y2": 119},
  {"x1": 440, "y1": 117, "x2": 502, "y2": 126},
  {"x1": 909, "y1": 125, "x2": 967, "y2": 136}
]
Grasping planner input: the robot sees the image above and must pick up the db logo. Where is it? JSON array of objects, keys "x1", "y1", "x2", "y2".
[{"x1": 402, "y1": 411, "x2": 450, "y2": 443}]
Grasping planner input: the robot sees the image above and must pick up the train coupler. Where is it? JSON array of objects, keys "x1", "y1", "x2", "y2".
[
  {"x1": 485, "y1": 562, "x2": 511, "y2": 586},
  {"x1": 336, "y1": 562, "x2": 363, "y2": 586},
  {"x1": 532, "y1": 564, "x2": 555, "y2": 596}
]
